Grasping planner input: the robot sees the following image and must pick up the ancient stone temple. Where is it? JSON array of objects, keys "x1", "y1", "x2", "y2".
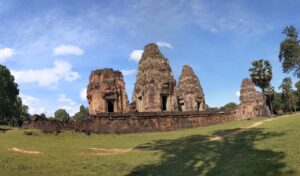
[
  {"x1": 87, "y1": 68, "x2": 128, "y2": 114},
  {"x1": 132, "y1": 43, "x2": 178, "y2": 112},
  {"x1": 235, "y1": 78, "x2": 270, "y2": 119},
  {"x1": 177, "y1": 65, "x2": 206, "y2": 111}
]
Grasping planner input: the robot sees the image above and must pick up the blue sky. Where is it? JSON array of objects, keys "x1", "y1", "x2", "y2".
[{"x1": 1, "y1": 0, "x2": 299, "y2": 116}]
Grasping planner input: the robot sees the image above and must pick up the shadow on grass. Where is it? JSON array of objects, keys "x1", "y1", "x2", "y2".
[
  {"x1": 128, "y1": 128, "x2": 294, "y2": 176},
  {"x1": 0, "y1": 127, "x2": 10, "y2": 133}
]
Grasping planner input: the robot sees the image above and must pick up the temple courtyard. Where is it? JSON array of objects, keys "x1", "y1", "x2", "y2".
[{"x1": 0, "y1": 114, "x2": 299, "y2": 176}]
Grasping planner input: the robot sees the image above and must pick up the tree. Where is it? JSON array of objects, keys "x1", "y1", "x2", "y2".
[
  {"x1": 73, "y1": 105, "x2": 88, "y2": 121},
  {"x1": 0, "y1": 65, "x2": 19, "y2": 124},
  {"x1": 40, "y1": 113, "x2": 46, "y2": 119},
  {"x1": 279, "y1": 25, "x2": 300, "y2": 78},
  {"x1": 220, "y1": 102, "x2": 237, "y2": 112},
  {"x1": 54, "y1": 109, "x2": 70, "y2": 122},
  {"x1": 249, "y1": 59, "x2": 273, "y2": 113},
  {"x1": 265, "y1": 86, "x2": 275, "y2": 114},
  {"x1": 294, "y1": 80, "x2": 300, "y2": 109},
  {"x1": 249, "y1": 59, "x2": 272, "y2": 93},
  {"x1": 272, "y1": 92, "x2": 285, "y2": 114},
  {"x1": 279, "y1": 77, "x2": 293, "y2": 112},
  {"x1": 10, "y1": 97, "x2": 30, "y2": 126}
]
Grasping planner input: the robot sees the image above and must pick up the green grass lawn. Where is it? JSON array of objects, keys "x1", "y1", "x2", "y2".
[{"x1": 0, "y1": 115, "x2": 299, "y2": 176}]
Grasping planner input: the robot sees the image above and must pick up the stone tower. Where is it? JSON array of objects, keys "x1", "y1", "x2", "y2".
[
  {"x1": 235, "y1": 78, "x2": 270, "y2": 119},
  {"x1": 87, "y1": 68, "x2": 128, "y2": 114},
  {"x1": 132, "y1": 43, "x2": 178, "y2": 112},
  {"x1": 177, "y1": 65, "x2": 206, "y2": 111}
]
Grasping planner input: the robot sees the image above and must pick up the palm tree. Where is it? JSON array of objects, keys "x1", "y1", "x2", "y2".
[
  {"x1": 265, "y1": 86, "x2": 275, "y2": 114},
  {"x1": 249, "y1": 59, "x2": 273, "y2": 114},
  {"x1": 249, "y1": 59, "x2": 272, "y2": 93}
]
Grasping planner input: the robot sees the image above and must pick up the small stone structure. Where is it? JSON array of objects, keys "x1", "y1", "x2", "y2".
[
  {"x1": 87, "y1": 68, "x2": 128, "y2": 114},
  {"x1": 132, "y1": 43, "x2": 178, "y2": 112},
  {"x1": 235, "y1": 78, "x2": 270, "y2": 119},
  {"x1": 177, "y1": 65, "x2": 206, "y2": 111}
]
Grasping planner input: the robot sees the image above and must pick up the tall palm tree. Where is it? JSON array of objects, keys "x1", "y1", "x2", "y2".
[
  {"x1": 249, "y1": 59, "x2": 273, "y2": 114},
  {"x1": 249, "y1": 59, "x2": 272, "y2": 93}
]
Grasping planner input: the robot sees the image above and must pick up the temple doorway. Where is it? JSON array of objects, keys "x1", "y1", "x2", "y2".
[
  {"x1": 107, "y1": 100, "x2": 114, "y2": 112},
  {"x1": 161, "y1": 95, "x2": 168, "y2": 111}
]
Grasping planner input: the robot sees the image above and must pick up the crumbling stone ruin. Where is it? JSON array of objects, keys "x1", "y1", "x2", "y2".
[
  {"x1": 87, "y1": 68, "x2": 128, "y2": 114},
  {"x1": 235, "y1": 78, "x2": 270, "y2": 119},
  {"x1": 26, "y1": 44, "x2": 275, "y2": 134},
  {"x1": 131, "y1": 43, "x2": 178, "y2": 112},
  {"x1": 86, "y1": 43, "x2": 268, "y2": 121},
  {"x1": 177, "y1": 65, "x2": 206, "y2": 111}
]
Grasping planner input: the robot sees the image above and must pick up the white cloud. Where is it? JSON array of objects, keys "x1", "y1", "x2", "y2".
[
  {"x1": 20, "y1": 94, "x2": 47, "y2": 115},
  {"x1": 129, "y1": 50, "x2": 143, "y2": 62},
  {"x1": 156, "y1": 41, "x2": 172, "y2": 49},
  {"x1": 121, "y1": 69, "x2": 136, "y2": 76},
  {"x1": 80, "y1": 87, "x2": 87, "y2": 101},
  {"x1": 236, "y1": 91, "x2": 240, "y2": 97},
  {"x1": 20, "y1": 94, "x2": 39, "y2": 106},
  {"x1": 58, "y1": 94, "x2": 80, "y2": 116},
  {"x1": 0, "y1": 48, "x2": 13, "y2": 63},
  {"x1": 53, "y1": 44, "x2": 84, "y2": 56},
  {"x1": 12, "y1": 60, "x2": 80, "y2": 87}
]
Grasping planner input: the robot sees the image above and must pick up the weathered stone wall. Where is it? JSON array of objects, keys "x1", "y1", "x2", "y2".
[
  {"x1": 132, "y1": 43, "x2": 178, "y2": 112},
  {"x1": 24, "y1": 111, "x2": 236, "y2": 134},
  {"x1": 87, "y1": 68, "x2": 128, "y2": 114},
  {"x1": 235, "y1": 78, "x2": 270, "y2": 119},
  {"x1": 177, "y1": 65, "x2": 206, "y2": 111}
]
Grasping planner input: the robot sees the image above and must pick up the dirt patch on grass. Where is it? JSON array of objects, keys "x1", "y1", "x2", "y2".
[
  {"x1": 209, "y1": 118, "x2": 275, "y2": 141},
  {"x1": 8, "y1": 147, "x2": 43, "y2": 155},
  {"x1": 81, "y1": 148, "x2": 134, "y2": 156}
]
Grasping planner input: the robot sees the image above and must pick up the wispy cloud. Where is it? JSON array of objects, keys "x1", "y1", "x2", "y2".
[
  {"x1": 121, "y1": 69, "x2": 136, "y2": 76},
  {"x1": 53, "y1": 44, "x2": 84, "y2": 56},
  {"x1": 129, "y1": 50, "x2": 143, "y2": 62},
  {"x1": 0, "y1": 48, "x2": 13, "y2": 63},
  {"x1": 58, "y1": 94, "x2": 80, "y2": 116},
  {"x1": 12, "y1": 60, "x2": 80, "y2": 87},
  {"x1": 20, "y1": 94, "x2": 47, "y2": 115},
  {"x1": 80, "y1": 87, "x2": 87, "y2": 101},
  {"x1": 236, "y1": 91, "x2": 240, "y2": 97},
  {"x1": 156, "y1": 41, "x2": 172, "y2": 49},
  {"x1": 190, "y1": 1, "x2": 271, "y2": 38}
]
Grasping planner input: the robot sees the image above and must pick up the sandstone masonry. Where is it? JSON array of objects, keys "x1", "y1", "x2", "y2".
[
  {"x1": 235, "y1": 78, "x2": 270, "y2": 119},
  {"x1": 87, "y1": 68, "x2": 128, "y2": 114},
  {"x1": 177, "y1": 65, "x2": 206, "y2": 112},
  {"x1": 132, "y1": 43, "x2": 178, "y2": 112}
]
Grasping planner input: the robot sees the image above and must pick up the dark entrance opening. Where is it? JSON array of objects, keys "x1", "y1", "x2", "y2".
[
  {"x1": 107, "y1": 101, "x2": 114, "y2": 112},
  {"x1": 197, "y1": 102, "x2": 200, "y2": 111},
  {"x1": 161, "y1": 95, "x2": 168, "y2": 111}
]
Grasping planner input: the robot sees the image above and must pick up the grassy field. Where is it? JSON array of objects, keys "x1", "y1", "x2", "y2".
[{"x1": 0, "y1": 114, "x2": 299, "y2": 176}]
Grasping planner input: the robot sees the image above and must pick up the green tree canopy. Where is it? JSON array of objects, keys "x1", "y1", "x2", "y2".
[
  {"x1": 279, "y1": 77, "x2": 293, "y2": 112},
  {"x1": 0, "y1": 64, "x2": 19, "y2": 124},
  {"x1": 279, "y1": 25, "x2": 300, "y2": 78},
  {"x1": 220, "y1": 102, "x2": 237, "y2": 112},
  {"x1": 249, "y1": 59, "x2": 272, "y2": 93},
  {"x1": 54, "y1": 109, "x2": 70, "y2": 122},
  {"x1": 73, "y1": 105, "x2": 88, "y2": 121},
  {"x1": 9, "y1": 97, "x2": 30, "y2": 126}
]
